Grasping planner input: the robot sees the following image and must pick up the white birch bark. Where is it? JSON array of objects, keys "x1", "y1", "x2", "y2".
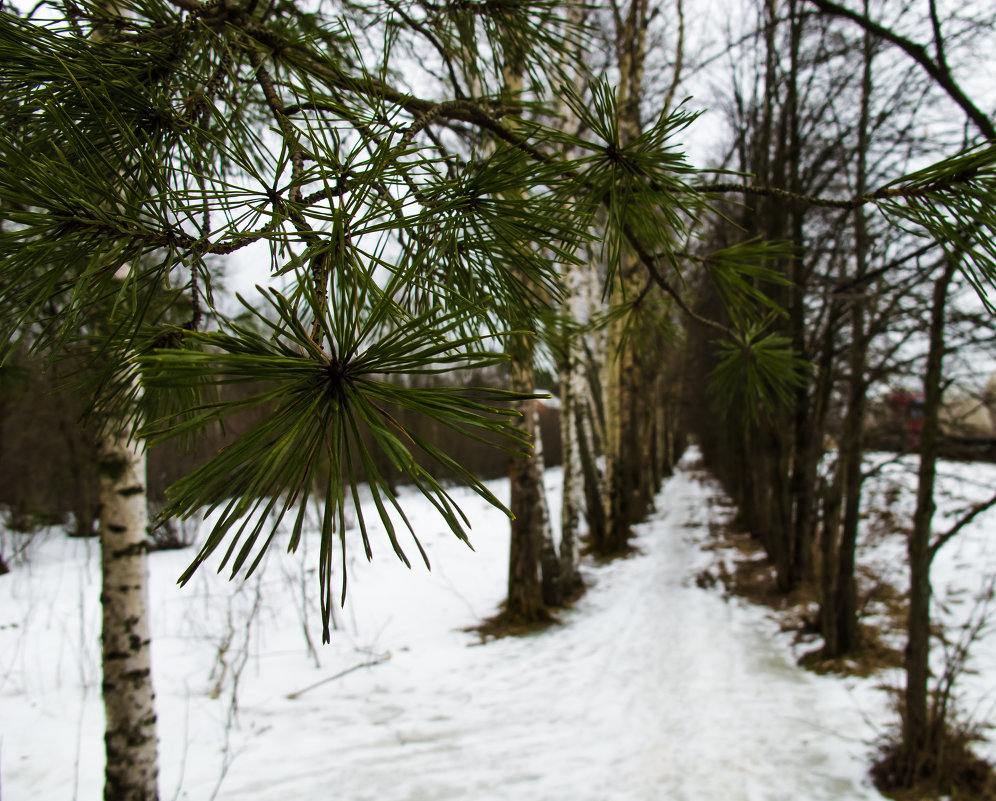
[
  {"x1": 552, "y1": 0, "x2": 591, "y2": 590},
  {"x1": 91, "y1": 1, "x2": 161, "y2": 788},
  {"x1": 99, "y1": 428, "x2": 159, "y2": 801},
  {"x1": 558, "y1": 256, "x2": 586, "y2": 592},
  {"x1": 582, "y1": 255, "x2": 609, "y2": 465}
]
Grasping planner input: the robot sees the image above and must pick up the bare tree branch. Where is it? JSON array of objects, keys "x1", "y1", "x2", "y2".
[{"x1": 803, "y1": 0, "x2": 995, "y2": 140}]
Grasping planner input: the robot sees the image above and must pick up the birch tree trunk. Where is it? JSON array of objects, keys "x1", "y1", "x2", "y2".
[
  {"x1": 557, "y1": 257, "x2": 587, "y2": 598},
  {"x1": 602, "y1": 0, "x2": 650, "y2": 555},
  {"x1": 577, "y1": 253, "x2": 608, "y2": 553},
  {"x1": 98, "y1": 428, "x2": 159, "y2": 801},
  {"x1": 551, "y1": 0, "x2": 589, "y2": 601},
  {"x1": 85, "y1": 6, "x2": 160, "y2": 792},
  {"x1": 558, "y1": 342, "x2": 581, "y2": 576}
]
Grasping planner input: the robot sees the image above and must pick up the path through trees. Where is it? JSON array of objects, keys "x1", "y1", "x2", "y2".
[{"x1": 2, "y1": 451, "x2": 893, "y2": 800}]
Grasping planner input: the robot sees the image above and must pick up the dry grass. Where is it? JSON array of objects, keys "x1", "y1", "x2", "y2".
[
  {"x1": 798, "y1": 626, "x2": 904, "y2": 678},
  {"x1": 467, "y1": 608, "x2": 559, "y2": 643},
  {"x1": 692, "y1": 466, "x2": 995, "y2": 798},
  {"x1": 467, "y1": 578, "x2": 589, "y2": 644},
  {"x1": 872, "y1": 712, "x2": 996, "y2": 801},
  {"x1": 698, "y1": 517, "x2": 905, "y2": 677}
]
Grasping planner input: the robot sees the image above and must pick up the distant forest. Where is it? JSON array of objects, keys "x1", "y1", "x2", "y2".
[{"x1": 0, "y1": 353, "x2": 562, "y2": 537}]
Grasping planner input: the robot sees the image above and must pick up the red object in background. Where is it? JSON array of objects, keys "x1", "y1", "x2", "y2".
[{"x1": 889, "y1": 390, "x2": 925, "y2": 448}]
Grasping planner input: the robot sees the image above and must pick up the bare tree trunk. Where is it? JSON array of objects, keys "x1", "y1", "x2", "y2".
[
  {"x1": 902, "y1": 258, "x2": 956, "y2": 781},
  {"x1": 577, "y1": 395, "x2": 607, "y2": 552},
  {"x1": 99, "y1": 429, "x2": 159, "y2": 801},
  {"x1": 61, "y1": 413, "x2": 100, "y2": 538},
  {"x1": 831, "y1": 294, "x2": 871, "y2": 656},
  {"x1": 533, "y1": 411, "x2": 561, "y2": 606},
  {"x1": 826, "y1": 17, "x2": 874, "y2": 657},
  {"x1": 506, "y1": 345, "x2": 550, "y2": 621},
  {"x1": 604, "y1": 294, "x2": 643, "y2": 553},
  {"x1": 819, "y1": 469, "x2": 842, "y2": 652},
  {"x1": 0, "y1": 382, "x2": 11, "y2": 574},
  {"x1": 744, "y1": 0, "x2": 797, "y2": 592},
  {"x1": 568, "y1": 260, "x2": 607, "y2": 552},
  {"x1": 501, "y1": 48, "x2": 553, "y2": 623},
  {"x1": 637, "y1": 335, "x2": 665, "y2": 511},
  {"x1": 785, "y1": 0, "x2": 816, "y2": 588},
  {"x1": 830, "y1": 340, "x2": 867, "y2": 654}
]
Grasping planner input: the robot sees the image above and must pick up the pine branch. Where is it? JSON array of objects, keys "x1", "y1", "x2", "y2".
[{"x1": 245, "y1": 46, "x2": 305, "y2": 205}]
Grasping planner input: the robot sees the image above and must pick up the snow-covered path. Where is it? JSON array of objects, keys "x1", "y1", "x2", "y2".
[
  {"x1": 243, "y1": 458, "x2": 886, "y2": 801},
  {"x1": 2, "y1": 452, "x2": 890, "y2": 799}
]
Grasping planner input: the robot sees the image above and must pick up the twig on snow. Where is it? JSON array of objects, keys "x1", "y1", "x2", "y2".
[{"x1": 285, "y1": 654, "x2": 391, "y2": 700}]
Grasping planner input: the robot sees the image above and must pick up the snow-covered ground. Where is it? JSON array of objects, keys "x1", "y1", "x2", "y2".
[
  {"x1": 858, "y1": 454, "x2": 996, "y2": 739},
  {"x1": 2, "y1": 448, "x2": 994, "y2": 799}
]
